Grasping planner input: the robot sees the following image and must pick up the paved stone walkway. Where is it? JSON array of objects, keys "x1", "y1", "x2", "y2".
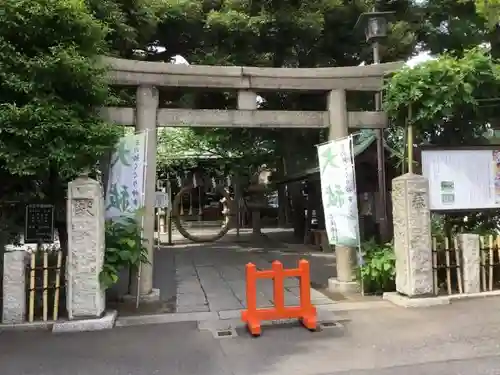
[
  {"x1": 110, "y1": 228, "x2": 339, "y2": 315},
  {"x1": 154, "y1": 228, "x2": 338, "y2": 314},
  {"x1": 173, "y1": 241, "x2": 336, "y2": 313}
]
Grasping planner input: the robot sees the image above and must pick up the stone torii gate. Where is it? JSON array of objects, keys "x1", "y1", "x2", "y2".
[{"x1": 101, "y1": 57, "x2": 404, "y2": 299}]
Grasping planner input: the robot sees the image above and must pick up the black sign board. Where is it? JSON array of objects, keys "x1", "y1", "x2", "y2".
[{"x1": 24, "y1": 204, "x2": 55, "y2": 244}]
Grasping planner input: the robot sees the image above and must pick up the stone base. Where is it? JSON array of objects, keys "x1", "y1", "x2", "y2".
[
  {"x1": 383, "y1": 292, "x2": 450, "y2": 308},
  {"x1": 328, "y1": 278, "x2": 359, "y2": 294},
  {"x1": 52, "y1": 310, "x2": 117, "y2": 333},
  {"x1": 0, "y1": 321, "x2": 52, "y2": 332},
  {"x1": 123, "y1": 288, "x2": 160, "y2": 304},
  {"x1": 384, "y1": 290, "x2": 500, "y2": 308}
]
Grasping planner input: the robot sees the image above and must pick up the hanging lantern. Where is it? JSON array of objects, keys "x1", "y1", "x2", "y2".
[{"x1": 354, "y1": 11, "x2": 395, "y2": 44}]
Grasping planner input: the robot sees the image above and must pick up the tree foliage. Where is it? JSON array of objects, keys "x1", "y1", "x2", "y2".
[
  {"x1": 417, "y1": 0, "x2": 487, "y2": 56},
  {"x1": 157, "y1": 128, "x2": 275, "y2": 178},
  {"x1": 87, "y1": 0, "x2": 167, "y2": 58},
  {"x1": 152, "y1": 0, "x2": 419, "y2": 177},
  {"x1": 0, "y1": 0, "x2": 120, "y2": 233},
  {"x1": 469, "y1": 0, "x2": 500, "y2": 29},
  {"x1": 384, "y1": 48, "x2": 500, "y2": 147}
]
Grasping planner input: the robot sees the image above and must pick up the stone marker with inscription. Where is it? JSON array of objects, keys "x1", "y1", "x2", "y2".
[
  {"x1": 392, "y1": 173, "x2": 433, "y2": 297},
  {"x1": 66, "y1": 175, "x2": 106, "y2": 319}
]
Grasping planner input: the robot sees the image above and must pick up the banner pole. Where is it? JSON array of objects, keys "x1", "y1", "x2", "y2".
[
  {"x1": 136, "y1": 129, "x2": 149, "y2": 309},
  {"x1": 349, "y1": 135, "x2": 364, "y2": 296}
]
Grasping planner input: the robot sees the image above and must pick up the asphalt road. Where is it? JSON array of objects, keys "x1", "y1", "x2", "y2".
[{"x1": 3, "y1": 298, "x2": 500, "y2": 375}]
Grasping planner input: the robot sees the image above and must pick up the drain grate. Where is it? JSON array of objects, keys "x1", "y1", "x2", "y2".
[
  {"x1": 214, "y1": 329, "x2": 237, "y2": 338},
  {"x1": 320, "y1": 321, "x2": 337, "y2": 327},
  {"x1": 318, "y1": 320, "x2": 342, "y2": 330}
]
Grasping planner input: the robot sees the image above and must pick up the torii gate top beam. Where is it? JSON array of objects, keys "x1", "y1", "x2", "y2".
[{"x1": 103, "y1": 57, "x2": 404, "y2": 91}]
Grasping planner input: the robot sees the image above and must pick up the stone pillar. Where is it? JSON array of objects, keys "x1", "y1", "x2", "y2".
[
  {"x1": 136, "y1": 85, "x2": 159, "y2": 295},
  {"x1": 326, "y1": 89, "x2": 358, "y2": 293},
  {"x1": 2, "y1": 246, "x2": 26, "y2": 323},
  {"x1": 458, "y1": 233, "x2": 481, "y2": 294},
  {"x1": 239, "y1": 91, "x2": 263, "y2": 235},
  {"x1": 66, "y1": 175, "x2": 105, "y2": 319},
  {"x1": 392, "y1": 173, "x2": 433, "y2": 297}
]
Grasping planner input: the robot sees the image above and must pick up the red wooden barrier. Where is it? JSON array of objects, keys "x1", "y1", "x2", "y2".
[{"x1": 241, "y1": 260, "x2": 317, "y2": 336}]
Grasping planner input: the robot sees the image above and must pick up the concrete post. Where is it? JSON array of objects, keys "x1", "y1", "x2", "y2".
[
  {"x1": 66, "y1": 175, "x2": 106, "y2": 319},
  {"x1": 136, "y1": 85, "x2": 159, "y2": 296},
  {"x1": 2, "y1": 246, "x2": 26, "y2": 323},
  {"x1": 458, "y1": 233, "x2": 481, "y2": 294},
  {"x1": 392, "y1": 173, "x2": 433, "y2": 297},
  {"x1": 237, "y1": 90, "x2": 258, "y2": 110},
  {"x1": 326, "y1": 89, "x2": 358, "y2": 294}
]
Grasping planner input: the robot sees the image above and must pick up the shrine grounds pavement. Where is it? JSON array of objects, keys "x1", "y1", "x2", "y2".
[
  {"x1": 3, "y1": 297, "x2": 500, "y2": 375},
  {"x1": 109, "y1": 228, "x2": 342, "y2": 317}
]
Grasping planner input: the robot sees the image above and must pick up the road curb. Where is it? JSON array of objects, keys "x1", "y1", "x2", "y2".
[
  {"x1": 114, "y1": 300, "x2": 393, "y2": 328},
  {"x1": 0, "y1": 300, "x2": 392, "y2": 332},
  {"x1": 52, "y1": 310, "x2": 118, "y2": 333},
  {"x1": 0, "y1": 310, "x2": 118, "y2": 333}
]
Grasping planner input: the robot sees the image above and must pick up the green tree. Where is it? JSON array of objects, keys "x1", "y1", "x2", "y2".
[
  {"x1": 417, "y1": 0, "x2": 487, "y2": 56},
  {"x1": 153, "y1": 0, "x2": 420, "y2": 172},
  {"x1": 384, "y1": 48, "x2": 500, "y2": 147},
  {"x1": 384, "y1": 48, "x2": 500, "y2": 234},
  {"x1": 87, "y1": 0, "x2": 167, "y2": 57},
  {"x1": 468, "y1": 0, "x2": 500, "y2": 28},
  {"x1": 152, "y1": 0, "x2": 420, "y2": 237},
  {"x1": 0, "y1": 0, "x2": 120, "y2": 244}
]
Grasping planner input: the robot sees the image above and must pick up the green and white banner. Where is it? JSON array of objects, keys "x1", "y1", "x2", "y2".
[
  {"x1": 317, "y1": 136, "x2": 360, "y2": 247},
  {"x1": 105, "y1": 132, "x2": 148, "y2": 220}
]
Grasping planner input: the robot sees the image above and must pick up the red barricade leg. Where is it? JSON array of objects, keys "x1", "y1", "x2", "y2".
[
  {"x1": 272, "y1": 261, "x2": 285, "y2": 315},
  {"x1": 241, "y1": 263, "x2": 262, "y2": 336},
  {"x1": 298, "y1": 260, "x2": 317, "y2": 331}
]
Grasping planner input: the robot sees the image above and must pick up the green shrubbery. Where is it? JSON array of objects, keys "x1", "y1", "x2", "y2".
[
  {"x1": 357, "y1": 238, "x2": 396, "y2": 294},
  {"x1": 100, "y1": 216, "x2": 149, "y2": 289}
]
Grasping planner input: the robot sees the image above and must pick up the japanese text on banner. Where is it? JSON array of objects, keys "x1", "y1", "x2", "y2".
[
  {"x1": 317, "y1": 137, "x2": 360, "y2": 247},
  {"x1": 105, "y1": 132, "x2": 147, "y2": 220}
]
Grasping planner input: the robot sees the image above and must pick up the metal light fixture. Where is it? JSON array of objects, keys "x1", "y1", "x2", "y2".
[
  {"x1": 355, "y1": 11, "x2": 395, "y2": 44},
  {"x1": 354, "y1": 9, "x2": 396, "y2": 244}
]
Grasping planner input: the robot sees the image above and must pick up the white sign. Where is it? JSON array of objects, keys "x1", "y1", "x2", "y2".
[
  {"x1": 105, "y1": 132, "x2": 148, "y2": 219},
  {"x1": 421, "y1": 148, "x2": 500, "y2": 210},
  {"x1": 317, "y1": 137, "x2": 360, "y2": 247},
  {"x1": 155, "y1": 191, "x2": 170, "y2": 209}
]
